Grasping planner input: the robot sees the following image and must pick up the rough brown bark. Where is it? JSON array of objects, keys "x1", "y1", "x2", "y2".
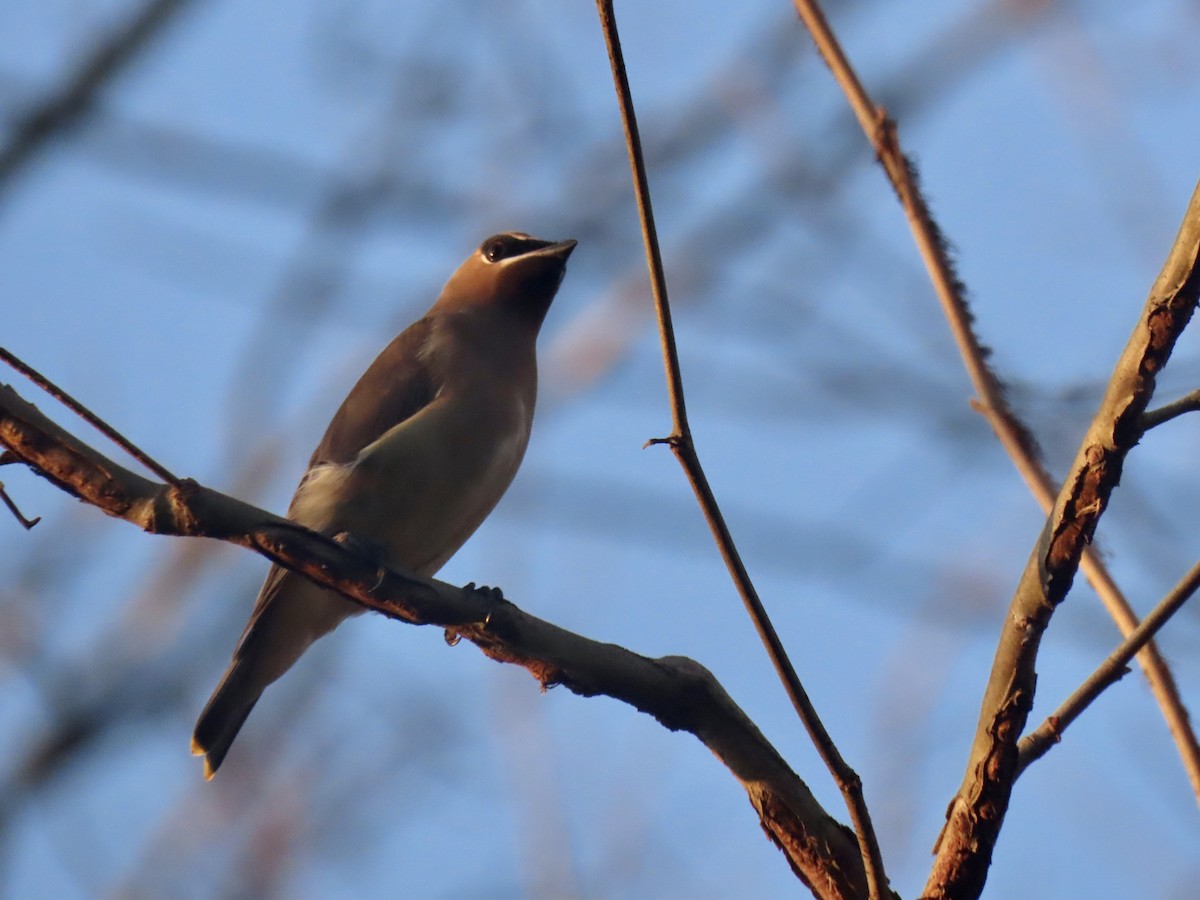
[{"x1": 924, "y1": 180, "x2": 1200, "y2": 899}]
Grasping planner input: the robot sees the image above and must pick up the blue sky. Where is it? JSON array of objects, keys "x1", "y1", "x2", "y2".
[{"x1": 2, "y1": 1, "x2": 1199, "y2": 897}]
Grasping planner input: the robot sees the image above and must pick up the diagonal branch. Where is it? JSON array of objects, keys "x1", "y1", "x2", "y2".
[
  {"x1": 1141, "y1": 388, "x2": 1200, "y2": 432},
  {"x1": 0, "y1": 380, "x2": 872, "y2": 898},
  {"x1": 789, "y1": 0, "x2": 1200, "y2": 819},
  {"x1": 925, "y1": 180, "x2": 1200, "y2": 898},
  {"x1": 1017, "y1": 557, "x2": 1200, "y2": 774},
  {"x1": 0, "y1": 348, "x2": 180, "y2": 485},
  {"x1": 594, "y1": 3, "x2": 892, "y2": 898}
]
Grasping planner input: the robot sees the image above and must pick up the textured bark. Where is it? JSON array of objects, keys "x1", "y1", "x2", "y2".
[{"x1": 924, "y1": 181, "x2": 1200, "y2": 899}]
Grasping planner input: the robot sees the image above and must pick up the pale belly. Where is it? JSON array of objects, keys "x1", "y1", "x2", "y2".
[{"x1": 288, "y1": 394, "x2": 530, "y2": 578}]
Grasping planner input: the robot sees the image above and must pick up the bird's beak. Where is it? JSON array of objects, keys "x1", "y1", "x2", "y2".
[{"x1": 527, "y1": 238, "x2": 577, "y2": 260}]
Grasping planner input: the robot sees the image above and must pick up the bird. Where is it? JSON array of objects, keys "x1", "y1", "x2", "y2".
[{"x1": 192, "y1": 232, "x2": 577, "y2": 779}]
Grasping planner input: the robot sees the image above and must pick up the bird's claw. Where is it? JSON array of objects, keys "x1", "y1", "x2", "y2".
[
  {"x1": 463, "y1": 581, "x2": 505, "y2": 603},
  {"x1": 333, "y1": 531, "x2": 388, "y2": 590},
  {"x1": 462, "y1": 582, "x2": 504, "y2": 630},
  {"x1": 332, "y1": 531, "x2": 385, "y2": 561}
]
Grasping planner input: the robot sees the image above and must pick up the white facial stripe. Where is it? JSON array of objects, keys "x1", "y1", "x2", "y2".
[{"x1": 479, "y1": 233, "x2": 563, "y2": 265}]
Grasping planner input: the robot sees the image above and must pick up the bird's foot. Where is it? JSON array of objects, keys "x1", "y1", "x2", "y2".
[
  {"x1": 462, "y1": 582, "x2": 505, "y2": 630},
  {"x1": 463, "y1": 581, "x2": 505, "y2": 603},
  {"x1": 445, "y1": 585, "x2": 504, "y2": 645},
  {"x1": 333, "y1": 531, "x2": 388, "y2": 590},
  {"x1": 332, "y1": 530, "x2": 386, "y2": 561}
]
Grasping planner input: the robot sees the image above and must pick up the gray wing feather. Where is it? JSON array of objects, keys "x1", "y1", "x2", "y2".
[{"x1": 307, "y1": 316, "x2": 440, "y2": 468}]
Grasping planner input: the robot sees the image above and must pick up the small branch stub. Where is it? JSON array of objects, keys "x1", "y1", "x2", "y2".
[
  {"x1": 0, "y1": 481, "x2": 40, "y2": 529},
  {"x1": 643, "y1": 434, "x2": 683, "y2": 450}
]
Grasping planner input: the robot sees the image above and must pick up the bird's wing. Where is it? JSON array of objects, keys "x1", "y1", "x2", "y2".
[
  {"x1": 233, "y1": 316, "x2": 442, "y2": 646},
  {"x1": 306, "y1": 315, "x2": 440, "y2": 468}
]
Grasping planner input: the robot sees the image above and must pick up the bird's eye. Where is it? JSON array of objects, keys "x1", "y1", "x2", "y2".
[{"x1": 484, "y1": 240, "x2": 507, "y2": 263}]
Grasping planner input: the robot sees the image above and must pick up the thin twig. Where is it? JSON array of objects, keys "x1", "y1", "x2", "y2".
[
  {"x1": 0, "y1": 347, "x2": 181, "y2": 485},
  {"x1": 789, "y1": 0, "x2": 1200, "y2": 813},
  {"x1": 0, "y1": 481, "x2": 41, "y2": 529},
  {"x1": 1017, "y1": 558, "x2": 1200, "y2": 774},
  {"x1": 594, "y1": 4, "x2": 891, "y2": 898},
  {"x1": 1141, "y1": 388, "x2": 1200, "y2": 432}
]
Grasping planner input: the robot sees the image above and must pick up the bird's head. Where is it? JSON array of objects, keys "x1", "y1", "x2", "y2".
[{"x1": 442, "y1": 232, "x2": 577, "y2": 329}]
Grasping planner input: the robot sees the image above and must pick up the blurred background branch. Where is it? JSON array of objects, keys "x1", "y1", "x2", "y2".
[{"x1": 0, "y1": 0, "x2": 199, "y2": 202}]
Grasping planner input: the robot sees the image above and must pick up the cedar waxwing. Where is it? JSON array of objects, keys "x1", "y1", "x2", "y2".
[{"x1": 193, "y1": 232, "x2": 576, "y2": 778}]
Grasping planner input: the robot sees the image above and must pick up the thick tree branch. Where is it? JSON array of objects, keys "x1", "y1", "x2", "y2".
[
  {"x1": 926, "y1": 180, "x2": 1200, "y2": 898},
  {"x1": 0, "y1": 381, "x2": 870, "y2": 899}
]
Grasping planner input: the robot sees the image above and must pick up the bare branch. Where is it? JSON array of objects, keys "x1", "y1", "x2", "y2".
[
  {"x1": 926, "y1": 180, "x2": 1200, "y2": 898},
  {"x1": 0, "y1": 380, "x2": 871, "y2": 898},
  {"x1": 1140, "y1": 388, "x2": 1200, "y2": 433},
  {"x1": 0, "y1": 348, "x2": 181, "y2": 485},
  {"x1": 791, "y1": 0, "x2": 1200, "y2": 821},
  {"x1": 0, "y1": 481, "x2": 40, "y2": 529},
  {"x1": 593, "y1": 3, "x2": 891, "y2": 897},
  {"x1": 1017, "y1": 558, "x2": 1200, "y2": 773}
]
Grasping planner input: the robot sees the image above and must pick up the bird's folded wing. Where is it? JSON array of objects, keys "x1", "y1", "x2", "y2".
[{"x1": 306, "y1": 316, "x2": 440, "y2": 469}]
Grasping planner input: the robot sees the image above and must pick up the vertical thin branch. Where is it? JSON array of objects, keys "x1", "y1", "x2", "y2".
[
  {"x1": 594, "y1": 3, "x2": 891, "y2": 898},
  {"x1": 788, "y1": 0, "x2": 1200, "y2": 810}
]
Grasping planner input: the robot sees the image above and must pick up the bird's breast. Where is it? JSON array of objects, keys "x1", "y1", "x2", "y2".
[
  {"x1": 328, "y1": 388, "x2": 532, "y2": 576},
  {"x1": 288, "y1": 462, "x2": 354, "y2": 533}
]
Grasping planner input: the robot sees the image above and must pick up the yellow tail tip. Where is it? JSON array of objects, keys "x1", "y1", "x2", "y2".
[{"x1": 190, "y1": 737, "x2": 217, "y2": 780}]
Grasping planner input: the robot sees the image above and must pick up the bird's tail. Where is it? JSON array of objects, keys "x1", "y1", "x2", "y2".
[
  {"x1": 193, "y1": 572, "x2": 358, "y2": 778},
  {"x1": 192, "y1": 658, "x2": 262, "y2": 780}
]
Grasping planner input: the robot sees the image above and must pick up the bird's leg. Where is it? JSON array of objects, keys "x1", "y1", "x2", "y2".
[
  {"x1": 443, "y1": 582, "x2": 506, "y2": 643},
  {"x1": 332, "y1": 531, "x2": 389, "y2": 591}
]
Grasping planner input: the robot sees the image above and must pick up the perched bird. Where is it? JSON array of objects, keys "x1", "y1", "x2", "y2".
[{"x1": 193, "y1": 232, "x2": 576, "y2": 779}]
